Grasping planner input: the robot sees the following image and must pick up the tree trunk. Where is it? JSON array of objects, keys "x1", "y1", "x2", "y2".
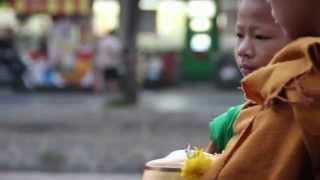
[{"x1": 119, "y1": 0, "x2": 140, "y2": 104}]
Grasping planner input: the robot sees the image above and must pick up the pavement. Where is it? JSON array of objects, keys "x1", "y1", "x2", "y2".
[
  {"x1": 0, "y1": 84, "x2": 243, "y2": 177},
  {"x1": 0, "y1": 173, "x2": 141, "y2": 180}
]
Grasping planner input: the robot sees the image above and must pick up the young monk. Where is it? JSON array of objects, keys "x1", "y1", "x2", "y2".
[
  {"x1": 203, "y1": 0, "x2": 320, "y2": 179},
  {"x1": 207, "y1": 0, "x2": 290, "y2": 154}
]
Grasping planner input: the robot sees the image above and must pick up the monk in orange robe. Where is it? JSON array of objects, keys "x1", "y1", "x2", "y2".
[{"x1": 203, "y1": 0, "x2": 320, "y2": 179}]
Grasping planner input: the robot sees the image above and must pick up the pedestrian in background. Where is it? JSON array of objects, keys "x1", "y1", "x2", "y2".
[
  {"x1": 0, "y1": 27, "x2": 26, "y2": 91},
  {"x1": 94, "y1": 30, "x2": 122, "y2": 96}
]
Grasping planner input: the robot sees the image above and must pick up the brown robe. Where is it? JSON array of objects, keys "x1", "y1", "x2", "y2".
[{"x1": 203, "y1": 37, "x2": 320, "y2": 180}]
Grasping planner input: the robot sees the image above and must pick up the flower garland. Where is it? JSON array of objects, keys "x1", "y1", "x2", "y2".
[{"x1": 181, "y1": 149, "x2": 216, "y2": 180}]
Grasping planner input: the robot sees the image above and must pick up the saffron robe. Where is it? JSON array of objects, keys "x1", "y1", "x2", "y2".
[{"x1": 203, "y1": 37, "x2": 320, "y2": 180}]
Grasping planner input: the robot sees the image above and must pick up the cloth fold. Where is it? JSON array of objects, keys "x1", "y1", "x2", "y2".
[{"x1": 203, "y1": 37, "x2": 320, "y2": 180}]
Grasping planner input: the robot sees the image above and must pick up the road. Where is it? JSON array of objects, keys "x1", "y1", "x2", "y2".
[
  {"x1": 0, "y1": 85, "x2": 243, "y2": 173},
  {"x1": 1, "y1": 173, "x2": 141, "y2": 180}
]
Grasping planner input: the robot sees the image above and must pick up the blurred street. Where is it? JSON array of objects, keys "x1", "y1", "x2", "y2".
[
  {"x1": 1, "y1": 173, "x2": 141, "y2": 180},
  {"x1": 0, "y1": 84, "x2": 243, "y2": 177},
  {"x1": 0, "y1": 0, "x2": 242, "y2": 179}
]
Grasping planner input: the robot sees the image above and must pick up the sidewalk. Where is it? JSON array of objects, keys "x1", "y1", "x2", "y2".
[
  {"x1": 0, "y1": 173, "x2": 141, "y2": 180},
  {"x1": 0, "y1": 85, "x2": 243, "y2": 173}
]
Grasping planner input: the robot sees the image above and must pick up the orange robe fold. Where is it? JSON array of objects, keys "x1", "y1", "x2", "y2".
[{"x1": 203, "y1": 37, "x2": 320, "y2": 180}]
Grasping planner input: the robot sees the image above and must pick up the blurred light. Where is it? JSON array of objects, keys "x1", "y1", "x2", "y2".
[
  {"x1": 24, "y1": 14, "x2": 52, "y2": 36},
  {"x1": 217, "y1": 13, "x2": 228, "y2": 30},
  {"x1": 93, "y1": 0, "x2": 119, "y2": 13},
  {"x1": 139, "y1": 0, "x2": 159, "y2": 11},
  {"x1": 157, "y1": 0, "x2": 186, "y2": 15},
  {"x1": 0, "y1": 7, "x2": 18, "y2": 31},
  {"x1": 190, "y1": 18, "x2": 211, "y2": 32},
  {"x1": 187, "y1": 0, "x2": 217, "y2": 18},
  {"x1": 190, "y1": 34, "x2": 211, "y2": 52},
  {"x1": 157, "y1": 0, "x2": 186, "y2": 39},
  {"x1": 93, "y1": 0, "x2": 120, "y2": 36}
]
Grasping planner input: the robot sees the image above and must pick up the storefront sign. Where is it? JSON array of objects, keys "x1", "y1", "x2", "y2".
[{"x1": 9, "y1": 0, "x2": 91, "y2": 15}]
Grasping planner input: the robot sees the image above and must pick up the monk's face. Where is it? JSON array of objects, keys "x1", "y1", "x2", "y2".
[
  {"x1": 266, "y1": 0, "x2": 317, "y2": 38},
  {"x1": 235, "y1": 0, "x2": 290, "y2": 76}
]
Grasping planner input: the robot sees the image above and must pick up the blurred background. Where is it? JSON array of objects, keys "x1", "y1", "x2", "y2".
[{"x1": 0, "y1": 0, "x2": 242, "y2": 179}]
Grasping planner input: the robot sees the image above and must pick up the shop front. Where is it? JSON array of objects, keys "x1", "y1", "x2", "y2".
[{"x1": 8, "y1": 0, "x2": 95, "y2": 90}]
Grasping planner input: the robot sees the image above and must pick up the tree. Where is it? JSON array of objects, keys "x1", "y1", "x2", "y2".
[{"x1": 119, "y1": 0, "x2": 140, "y2": 104}]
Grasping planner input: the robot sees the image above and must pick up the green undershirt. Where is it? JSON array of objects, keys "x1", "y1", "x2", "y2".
[{"x1": 209, "y1": 105, "x2": 242, "y2": 153}]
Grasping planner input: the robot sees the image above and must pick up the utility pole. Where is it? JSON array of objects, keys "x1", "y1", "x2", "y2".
[{"x1": 119, "y1": 0, "x2": 140, "y2": 104}]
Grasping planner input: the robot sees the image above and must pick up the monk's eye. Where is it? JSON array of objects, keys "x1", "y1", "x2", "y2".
[{"x1": 255, "y1": 35, "x2": 271, "y2": 40}]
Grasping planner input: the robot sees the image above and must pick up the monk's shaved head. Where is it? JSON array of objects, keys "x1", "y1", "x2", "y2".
[{"x1": 267, "y1": 0, "x2": 320, "y2": 38}]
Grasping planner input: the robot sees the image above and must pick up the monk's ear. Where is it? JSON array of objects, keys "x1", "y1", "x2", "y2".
[{"x1": 308, "y1": 42, "x2": 320, "y2": 71}]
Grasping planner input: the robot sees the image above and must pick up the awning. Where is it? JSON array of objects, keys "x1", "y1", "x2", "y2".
[{"x1": 9, "y1": 0, "x2": 91, "y2": 15}]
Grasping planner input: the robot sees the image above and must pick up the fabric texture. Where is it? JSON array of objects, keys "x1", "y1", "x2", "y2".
[{"x1": 203, "y1": 37, "x2": 320, "y2": 180}]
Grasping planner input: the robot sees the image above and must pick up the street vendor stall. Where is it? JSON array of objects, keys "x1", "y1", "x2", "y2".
[{"x1": 9, "y1": 0, "x2": 95, "y2": 89}]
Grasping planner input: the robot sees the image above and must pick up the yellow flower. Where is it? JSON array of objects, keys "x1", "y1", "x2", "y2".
[{"x1": 181, "y1": 149, "x2": 214, "y2": 180}]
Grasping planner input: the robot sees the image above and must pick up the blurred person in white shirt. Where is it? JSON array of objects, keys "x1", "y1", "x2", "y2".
[{"x1": 95, "y1": 30, "x2": 122, "y2": 95}]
